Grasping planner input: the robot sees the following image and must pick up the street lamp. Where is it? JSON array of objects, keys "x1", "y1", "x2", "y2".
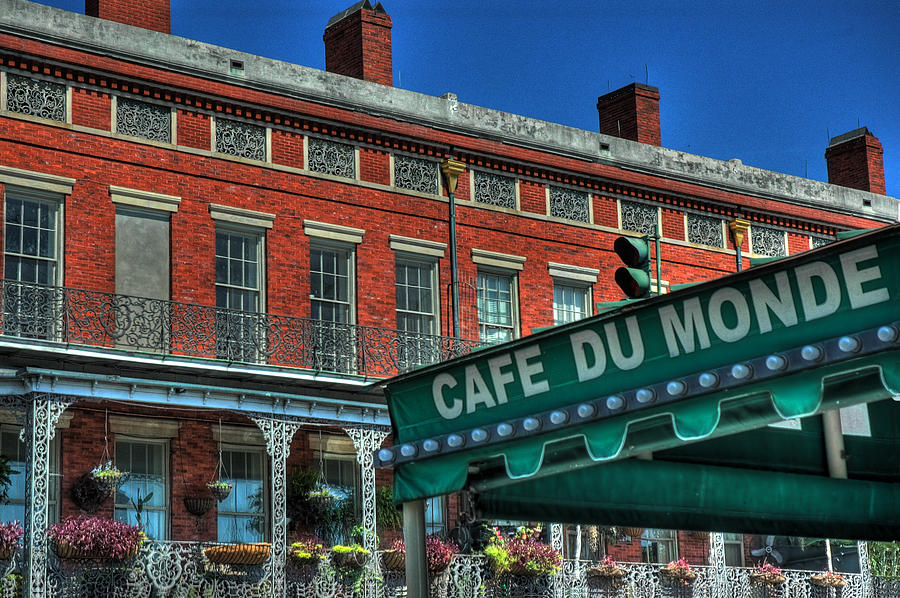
[
  {"x1": 441, "y1": 158, "x2": 465, "y2": 338},
  {"x1": 729, "y1": 218, "x2": 750, "y2": 272}
]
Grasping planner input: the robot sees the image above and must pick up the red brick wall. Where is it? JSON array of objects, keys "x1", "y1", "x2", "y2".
[
  {"x1": 323, "y1": 5, "x2": 393, "y2": 87},
  {"x1": 271, "y1": 129, "x2": 304, "y2": 170},
  {"x1": 825, "y1": 132, "x2": 886, "y2": 195},
  {"x1": 519, "y1": 180, "x2": 546, "y2": 215},
  {"x1": 596, "y1": 83, "x2": 661, "y2": 146},
  {"x1": 176, "y1": 110, "x2": 211, "y2": 150},
  {"x1": 71, "y1": 88, "x2": 111, "y2": 130},
  {"x1": 85, "y1": 0, "x2": 171, "y2": 34},
  {"x1": 360, "y1": 146, "x2": 390, "y2": 185}
]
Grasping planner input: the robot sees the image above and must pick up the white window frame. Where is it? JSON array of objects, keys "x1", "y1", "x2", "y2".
[
  {"x1": 641, "y1": 528, "x2": 678, "y2": 564},
  {"x1": 395, "y1": 256, "x2": 439, "y2": 335},
  {"x1": 476, "y1": 269, "x2": 519, "y2": 344},
  {"x1": 214, "y1": 226, "x2": 265, "y2": 313},
  {"x1": 3, "y1": 187, "x2": 63, "y2": 286},
  {"x1": 548, "y1": 263, "x2": 598, "y2": 326},
  {"x1": 114, "y1": 436, "x2": 170, "y2": 541},
  {"x1": 723, "y1": 532, "x2": 745, "y2": 566}
]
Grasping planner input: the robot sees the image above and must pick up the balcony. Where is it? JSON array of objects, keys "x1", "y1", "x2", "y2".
[
  {"x1": 0, "y1": 279, "x2": 484, "y2": 377},
  {"x1": 17, "y1": 545, "x2": 890, "y2": 598}
]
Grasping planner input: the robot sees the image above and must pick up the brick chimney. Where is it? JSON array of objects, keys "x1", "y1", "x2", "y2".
[
  {"x1": 85, "y1": 0, "x2": 171, "y2": 34},
  {"x1": 825, "y1": 127, "x2": 886, "y2": 195},
  {"x1": 323, "y1": 1, "x2": 393, "y2": 87},
  {"x1": 596, "y1": 83, "x2": 661, "y2": 146}
]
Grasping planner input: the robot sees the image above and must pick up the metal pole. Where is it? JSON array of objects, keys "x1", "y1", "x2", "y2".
[
  {"x1": 822, "y1": 409, "x2": 847, "y2": 574},
  {"x1": 441, "y1": 159, "x2": 466, "y2": 339},
  {"x1": 653, "y1": 233, "x2": 662, "y2": 295},
  {"x1": 729, "y1": 218, "x2": 750, "y2": 273},
  {"x1": 403, "y1": 500, "x2": 428, "y2": 598}
]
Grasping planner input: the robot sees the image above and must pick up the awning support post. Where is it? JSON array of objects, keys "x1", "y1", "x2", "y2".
[
  {"x1": 403, "y1": 500, "x2": 428, "y2": 598},
  {"x1": 709, "y1": 532, "x2": 728, "y2": 598}
]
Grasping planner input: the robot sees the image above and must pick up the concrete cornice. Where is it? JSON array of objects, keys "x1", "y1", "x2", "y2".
[{"x1": 1, "y1": 0, "x2": 897, "y2": 223}]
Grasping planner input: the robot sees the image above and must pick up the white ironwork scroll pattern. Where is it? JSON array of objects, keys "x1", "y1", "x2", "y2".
[
  {"x1": 444, "y1": 554, "x2": 489, "y2": 598},
  {"x1": 25, "y1": 393, "x2": 72, "y2": 598},
  {"x1": 620, "y1": 201, "x2": 658, "y2": 236},
  {"x1": 116, "y1": 97, "x2": 171, "y2": 143},
  {"x1": 687, "y1": 213, "x2": 725, "y2": 248},
  {"x1": 472, "y1": 171, "x2": 516, "y2": 209},
  {"x1": 751, "y1": 225, "x2": 787, "y2": 257},
  {"x1": 252, "y1": 415, "x2": 302, "y2": 598},
  {"x1": 6, "y1": 74, "x2": 66, "y2": 121},
  {"x1": 709, "y1": 532, "x2": 728, "y2": 598},
  {"x1": 215, "y1": 117, "x2": 266, "y2": 161},
  {"x1": 549, "y1": 186, "x2": 590, "y2": 223},
  {"x1": 857, "y1": 541, "x2": 872, "y2": 598},
  {"x1": 560, "y1": 559, "x2": 589, "y2": 598},
  {"x1": 308, "y1": 137, "x2": 356, "y2": 178},
  {"x1": 550, "y1": 524, "x2": 565, "y2": 598},
  {"x1": 811, "y1": 236, "x2": 832, "y2": 249},
  {"x1": 395, "y1": 154, "x2": 439, "y2": 195}
]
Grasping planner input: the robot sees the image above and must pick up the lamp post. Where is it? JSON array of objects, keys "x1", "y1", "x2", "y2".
[
  {"x1": 729, "y1": 218, "x2": 750, "y2": 272},
  {"x1": 441, "y1": 158, "x2": 466, "y2": 338}
]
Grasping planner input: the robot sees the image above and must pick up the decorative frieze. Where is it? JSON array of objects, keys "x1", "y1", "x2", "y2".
[
  {"x1": 549, "y1": 186, "x2": 590, "y2": 223},
  {"x1": 620, "y1": 200, "x2": 658, "y2": 236},
  {"x1": 687, "y1": 213, "x2": 725, "y2": 247},
  {"x1": 751, "y1": 225, "x2": 787, "y2": 256},
  {"x1": 215, "y1": 117, "x2": 266, "y2": 161},
  {"x1": 116, "y1": 97, "x2": 171, "y2": 143},
  {"x1": 307, "y1": 137, "x2": 355, "y2": 178},
  {"x1": 472, "y1": 171, "x2": 516, "y2": 209},
  {"x1": 394, "y1": 154, "x2": 439, "y2": 194},
  {"x1": 6, "y1": 74, "x2": 66, "y2": 122}
]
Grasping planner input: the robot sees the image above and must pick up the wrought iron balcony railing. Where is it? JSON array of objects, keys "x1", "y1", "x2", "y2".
[{"x1": 0, "y1": 279, "x2": 485, "y2": 377}]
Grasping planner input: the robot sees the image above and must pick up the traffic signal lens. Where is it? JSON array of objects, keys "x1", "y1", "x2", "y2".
[
  {"x1": 613, "y1": 236, "x2": 650, "y2": 267},
  {"x1": 615, "y1": 267, "x2": 651, "y2": 298}
]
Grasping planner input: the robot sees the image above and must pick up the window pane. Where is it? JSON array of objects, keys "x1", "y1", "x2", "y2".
[{"x1": 115, "y1": 439, "x2": 168, "y2": 540}]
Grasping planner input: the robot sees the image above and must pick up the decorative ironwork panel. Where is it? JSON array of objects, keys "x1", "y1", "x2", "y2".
[
  {"x1": 812, "y1": 236, "x2": 832, "y2": 249},
  {"x1": 687, "y1": 214, "x2": 725, "y2": 248},
  {"x1": 116, "y1": 97, "x2": 171, "y2": 143},
  {"x1": 395, "y1": 154, "x2": 439, "y2": 194},
  {"x1": 473, "y1": 171, "x2": 516, "y2": 209},
  {"x1": 0, "y1": 279, "x2": 487, "y2": 379},
  {"x1": 215, "y1": 117, "x2": 266, "y2": 161},
  {"x1": 549, "y1": 186, "x2": 590, "y2": 223},
  {"x1": 857, "y1": 541, "x2": 871, "y2": 598},
  {"x1": 751, "y1": 225, "x2": 787, "y2": 257},
  {"x1": 308, "y1": 137, "x2": 356, "y2": 178},
  {"x1": 620, "y1": 200, "x2": 658, "y2": 236},
  {"x1": 6, "y1": 74, "x2": 66, "y2": 122}
]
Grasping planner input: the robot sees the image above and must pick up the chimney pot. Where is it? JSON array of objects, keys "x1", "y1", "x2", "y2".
[
  {"x1": 323, "y1": 1, "x2": 393, "y2": 87},
  {"x1": 825, "y1": 127, "x2": 886, "y2": 195}
]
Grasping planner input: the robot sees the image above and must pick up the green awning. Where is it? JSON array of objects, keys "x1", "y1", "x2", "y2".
[{"x1": 381, "y1": 225, "x2": 900, "y2": 539}]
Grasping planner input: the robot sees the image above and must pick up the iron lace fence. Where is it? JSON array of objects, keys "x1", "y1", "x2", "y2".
[{"x1": 0, "y1": 279, "x2": 485, "y2": 376}]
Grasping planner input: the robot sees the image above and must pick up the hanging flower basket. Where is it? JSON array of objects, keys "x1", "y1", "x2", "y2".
[
  {"x1": 382, "y1": 548, "x2": 406, "y2": 571},
  {"x1": 587, "y1": 556, "x2": 626, "y2": 580},
  {"x1": 207, "y1": 480, "x2": 232, "y2": 502},
  {"x1": 184, "y1": 495, "x2": 215, "y2": 517},
  {"x1": 750, "y1": 572, "x2": 787, "y2": 586},
  {"x1": 0, "y1": 522, "x2": 23, "y2": 560},
  {"x1": 810, "y1": 572, "x2": 847, "y2": 588},
  {"x1": 331, "y1": 544, "x2": 370, "y2": 570},
  {"x1": 288, "y1": 538, "x2": 326, "y2": 569},
  {"x1": 660, "y1": 559, "x2": 698, "y2": 584},
  {"x1": 621, "y1": 527, "x2": 644, "y2": 538},
  {"x1": 687, "y1": 530, "x2": 710, "y2": 540},
  {"x1": 47, "y1": 516, "x2": 143, "y2": 561},
  {"x1": 91, "y1": 461, "x2": 126, "y2": 495},
  {"x1": 203, "y1": 542, "x2": 271, "y2": 566}
]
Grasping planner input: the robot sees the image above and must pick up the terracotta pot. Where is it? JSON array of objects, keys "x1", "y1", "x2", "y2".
[
  {"x1": 203, "y1": 543, "x2": 271, "y2": 566},
  {"x1": 184, "y1": 495, "x2": 215, "y2": 517},
  {"x1": 381, "y1": 549, "x2": 405, "y2": 571}
]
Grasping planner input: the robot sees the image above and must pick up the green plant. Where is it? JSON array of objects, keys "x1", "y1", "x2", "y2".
[
  {"x1": 129, "y1": 490, "x2": 154, "y2": 531},
  {"x1": 0, "y1": 455, "x2": 16, "y2": 506},
  {"x1": 376, "y1": 486, "x2": 402, "y2": 530},
  {"x1": 286, "y1": 468, "x2": 356, "y2": 544},
  {"x1": 870, "y1": 542, "x2": 900, "y2": 577},
  {"x1": 483, "y1": 526, "x2": 560, "y2": 576}
]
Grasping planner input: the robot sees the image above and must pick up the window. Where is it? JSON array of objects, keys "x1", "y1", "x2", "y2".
[
  {"x1": 115, "y1": 97, "x2": 172, "y2": 143},
  {"x1": 723, "y1": 532, "x2": 745, "y2": 566},
  {"x1": 214, "y1": 118, "x2": 266, "y2": 161},
  {"x1": 312, "y1": 434, "x2": 360, "y2": 543},
  {"x1": 3, "y1": 191, "x2": 61, "y2": 339},
  {"x1": 310, "y1": 244, "x2": 355, "y2": 372},
  {"x1": 396, "y1": 258, "x2": 439, "y2": 368},
  {"x1": 115, "y1": 438, "x2": 168, "y2": 540},
  {"x1": 217, "y1": 447, "x2": 266, "y2": 543},
  {"x1": 425, "y1": 496, "x2": 445, "y2": 535},
  {"x1": 641, "y1": 528, "x2": 677, "y2": 564},
  {"x1": 553, "y1": 283, "x2": 590, "y2": 325},
  {"x1": 215, "y1": 229, "x2": 262, "y2": 361},
  {"x1": 0, "y1": 425, "x2": 59, "y2": 524},
  {"x1": 477, "y1": 271, "x2": 517, "y2": 343}
]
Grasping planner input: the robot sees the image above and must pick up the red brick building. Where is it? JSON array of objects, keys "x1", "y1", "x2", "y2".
[{"x1": 0, "y1": 0, "x2": 893, "y2": 595}]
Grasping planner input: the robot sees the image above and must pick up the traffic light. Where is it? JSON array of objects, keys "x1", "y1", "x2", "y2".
[{"x1": 613, "y1": 235, "x2": 652, "y2": 298}]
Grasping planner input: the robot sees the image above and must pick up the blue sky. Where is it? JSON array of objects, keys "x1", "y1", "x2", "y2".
[{"x1": 37, "y1": 0, "x2": 900, "y2": 197}]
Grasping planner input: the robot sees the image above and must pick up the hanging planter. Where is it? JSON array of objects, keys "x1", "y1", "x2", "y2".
[
  {"x1": 330, "y1": 544, "x2": 370, "y2": 570},
  {"x1": 203, "y1": 542, "x2": 271, "y2": 566},
  {"x1": 184, "y1": 495, "x2": 215, "y2": 517},
  {"x1": 660, "y1": 559, "x2": 698, "y2": 585},
  {"x1": 47, "y1": 515, "x2": 143, "y2": 561},
  {"x1": 810, "y1": 571, "x2": 847, "y2": 588},
  {"x1": 207, "y1": 480, "x2": 232, "y2": 502},
  {"x1": 91, "y1": 461, "x2": 127, "y2": 495},
  {"x1": 621, "y1": 527, "x2": 644, "y2": 538},
  {"x1": 288, "y1": 537, "x2": 326, "y2": 569},
  {"x1": 0, "y1": 521, "x2": 23, "y2": 560}
]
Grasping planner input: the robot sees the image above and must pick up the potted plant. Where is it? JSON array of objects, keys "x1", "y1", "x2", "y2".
[
  {"x1": 750, "y1": 562, "x2": 786, "y2": 586},
  {"x1": 331, "y1": 543, "x2": 370, "y2": 571},
  {"x1": 660, "y1": 558, "x2": 698, "y2": 584},
  {"x1": 587, "y1": 555, "x2": 626, "y2": 580},
  {"x1": 484, "y1": 525, "x2": 561, "y2": 577},
  {"x1": 91, "y1": 461, "x2": 126, "y2": 495},
  {"x1": 289, "y1": 536, "x2": 326, "y2": 568},
  {"x1": 203, "y1": 542, "x2": 271, "y2": 566},
  {"x1": 0, "y1": 522, "x2": 23, "y2": 560},
  {"x1": 810, "y1": 570, "x2": 847, "y2": 588},
  {"x1": 383, "y1": 536, "x2": 457, "y2": 574},
  {"x1": 46, "y1": 515, "x2": 143, "y2": 561},
  {"x1": 207, "y1": 479, "x2": 232, "y2": 502}
]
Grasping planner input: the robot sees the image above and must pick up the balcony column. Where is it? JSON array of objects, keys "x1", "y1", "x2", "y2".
[
  {"x1": 344, "y1": 425, "x2": 390, "y2": 598},
  {"x1": 708, "y1": 532, "x2": 728, "y2": 598},
  {"x1": 858, "y1": 541, "x2": 873, "y2": 598},
  {"x1": 24, "y1": 393, "x2": 73, "y2": 598},
  {"x1": 251, "y1": 415, "x2": 302, "y2": 598},
  {"x1": 550, "y1": 523, "x2": 565, "y2": 598}
]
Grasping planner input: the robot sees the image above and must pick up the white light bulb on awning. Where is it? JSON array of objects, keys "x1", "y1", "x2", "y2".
[
  {"x1": 878, "y1": 325, "x2": 898, "y2": 343},
  {"x1": 698, "y1": 372, "x2": 718, "y2": 388},
  {"x1": 801, "y1": 345, "x2": 823, "y2": 362},
  {"x1": 838, "y1": 336, "x2": 860, "y2": 353},
  {"x1": 666, "y1": 380, "x2": 686, "y2": 396},
  {"x1": 765, "y1": 354, "x2": 787, "y2": 371},
  {"x1": 423, "y1": 439, "x2": 440, "y2": 452},
  {"x1": 731, "y1": 363, "x2": 752, "y2": 379},
  {"x1": 635, "y1": 388, "x2": 655, "y2": 403}
]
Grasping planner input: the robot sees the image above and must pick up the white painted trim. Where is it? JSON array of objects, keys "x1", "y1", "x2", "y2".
[
  {"x1": 110, "y1": 414, "x2": 179, "y2": 438},
  {"x1": 110, "y1": 185, "x2": 181, "y2": 213},
  {"x1": 389, "y1": 234, "x2": 446, "y2": 258},
  {"x1": 304, "y1": 220, "x2": 365, "y2": 244},
  {"x1": 0, "y1": 165, "x2": 76, "y2": 195},
  {"x1": 548, "y1": 262, "x2": 599, "y2": 283},
  {"x1": 471, "y1": 248, "x2": 526, "y2": 271},
  {"x1": 209, "y1": 203, "x2": 275, "y2": 229}
]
